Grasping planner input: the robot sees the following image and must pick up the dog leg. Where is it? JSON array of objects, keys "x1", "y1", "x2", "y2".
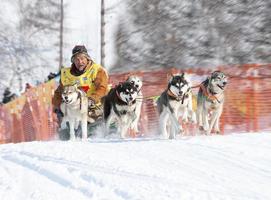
[
  {"x1": 197, "y1": 106, "x2": 204, "y2": 130},
  {"x1": 81, "y1": 115, "x2": 88, "y2": 140},
  {"x1": 159, "y1": 109, "x2": 169, "y2": 139},
  {"x1": 189, "y1": 110, "x2": 197, "y2": 124},
  {"x1": 167, "y1": 109, "x2": 181, "y2": 139},
  {"x1": 169, "y1": 112, "x2": 180, "y2": 139},
  {"x1": 202, "y1": 108, "x2": 210, "y2": 134},
  {"x1": 74, "y1": 119, "x2": 79, "y2": 130},
  {"x1": 208, "y1": 112, "x2": 218, "y2": 135},
  {"x1": 182, "y1": 108, "x2": 189, "y2": 123},
  {"x1": 213, "y1": 108, "x2": 223, "y2": 134},
  {"x1": 131, "y1": 101, "x2": 142, "y2": 133},
  {"x1": 169, "y1": 121, "x2": 175, "y2": 139},
  {"x1": 60, "y1": 116, "x2": 68, "y2": 129},
  {"x1": 213, "y1": 117, "x2": 221, "y2": 134},
  {"x1": 187, "y1": 96, "x2": 197, "y2": 124},
  {"x1": 69, "y1": 120, "x2": 76, "y2": 140},
  {"x1": 120, "y1": 124, "x2": 129, "y2": 139},
  {"x1": 188, "y1": 96, "x2": 197, "y2": 124},
  {"x1": 105, "y1": 115, "x2": 113, "y2": 136}
]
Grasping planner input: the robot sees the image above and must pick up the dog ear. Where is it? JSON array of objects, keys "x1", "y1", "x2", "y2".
[
  {"x1": 207, "y1": 75, "x2": 212, "y2": 83},
  {"x1": 125, "y1": 73, "x2": 132, "y2": 81},
  {"x1": 118, "y1": 82, "x2": 123, "y2": 88},
  {"x1": 167, "y1": 73, "x2": 174, "y2": 83}
]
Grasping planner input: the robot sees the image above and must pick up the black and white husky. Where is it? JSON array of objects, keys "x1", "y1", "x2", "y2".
[
  {"x1": 103, "y1": 82, "x2": 138, "y2": 138},
  {"x1": 125, "y1": 75, "x2": 143, "y2": 133},
  {"x1": 60, "y1": 84, "x2": 88, "y2": 140},
  {"x1": 197, "y1": 71, "x2": 228, "y2": 135},
  {"x1": 157, "y1": 73, "x2": 196, "y2": 139}
]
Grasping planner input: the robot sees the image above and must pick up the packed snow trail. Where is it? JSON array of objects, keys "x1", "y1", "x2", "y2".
[{"x1": 0, "y1": 133, "x2": 271, "y2": 200}]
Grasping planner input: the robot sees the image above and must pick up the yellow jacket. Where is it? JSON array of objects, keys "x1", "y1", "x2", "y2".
[{"x1": 53, "y1": 61, "x2": 108, "y2": 107}]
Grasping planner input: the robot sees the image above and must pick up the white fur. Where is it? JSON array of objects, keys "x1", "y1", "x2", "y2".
[
  {"x1": 158, "y1": 74, "x2": 196, "y2": 139},
  {"x1": 105, "y1": 103, "x2": 137, "y2": 138},
  {"x1": 60, "y1": 85, "x2": 88, "y2": 140},
  {"x1": 197, "y1": 72, "x2": 227, "y2": 135},
  {"x1": 159, "y1": 92, "x2": 196, "y2": 139},
  {"x1": 126, "y1": 76, "x2": 143, "y2": 133}
]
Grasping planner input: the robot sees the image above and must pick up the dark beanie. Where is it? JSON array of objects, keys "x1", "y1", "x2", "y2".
[{"x1": 71, "y1": 45, "x2": 91, "y2": 63}]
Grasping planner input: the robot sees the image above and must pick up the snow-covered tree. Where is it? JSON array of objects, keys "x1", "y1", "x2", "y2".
[
  {"x1": 112, "y1": 0, "x2": 271, "y2": 72},
  {"x1": 0, "y1": 0, "x2": 64, "y2": 94}
]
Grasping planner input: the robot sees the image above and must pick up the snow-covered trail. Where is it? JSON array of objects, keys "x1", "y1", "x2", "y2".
[{"x1": 0, "y1": 133, "x2": 271, "y2": 200}]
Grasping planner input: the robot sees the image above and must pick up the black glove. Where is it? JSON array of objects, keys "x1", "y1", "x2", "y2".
[{"x1": 54, "y1": 108, "x2": 64, "y2": 118}]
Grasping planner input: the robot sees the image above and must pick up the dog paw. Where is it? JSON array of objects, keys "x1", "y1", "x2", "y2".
[{"x1": 129, "y1": 128, "x2": 140, "y2": 138}]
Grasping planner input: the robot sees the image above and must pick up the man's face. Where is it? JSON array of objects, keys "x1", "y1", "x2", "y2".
[{"x1": 73, "y1": 53, "x2": 88, "y2": 71}]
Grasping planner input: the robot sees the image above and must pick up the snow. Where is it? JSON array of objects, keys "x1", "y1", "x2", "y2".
[{"x1": 1, "y1": 132, "x2": 271, "y2": 200}]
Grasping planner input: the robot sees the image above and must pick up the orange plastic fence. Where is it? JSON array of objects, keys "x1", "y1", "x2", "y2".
[
  {"x1": 0, "y1": 80, "x2": 58, "y2": 144},
  {"x1": 0, "y1": 64, "x2": 271, "y2": 144}
]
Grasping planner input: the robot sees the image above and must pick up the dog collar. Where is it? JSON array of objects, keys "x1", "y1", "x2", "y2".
[
  {"x1": 167, "y1": 89, "x2": 181, "y2": 101},
  {"x1": 167, "y1": 89, "x2": 189, "y2": 104}
]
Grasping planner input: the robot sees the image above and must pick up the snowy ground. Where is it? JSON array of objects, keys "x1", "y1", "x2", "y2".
[{"x1": 0, "y1": 133, "x2": 271, "y2": 200}]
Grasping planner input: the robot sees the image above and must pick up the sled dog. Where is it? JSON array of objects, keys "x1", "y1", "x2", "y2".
[
  {"x1": 103, "y1": 82, "x2": 138, "y2": 138},
  {"x1": 125, "y1": 75, "x2": 143, "y2": 133},
  {"x1": 196, "y1": 71, "x2": 228, "y2": 135},
  {"x1": 60, "y1": 84, "x2": 88, "y2": 140},
  {"x1": 157, "y1": 73, "x2": 196, "y2": 139}
]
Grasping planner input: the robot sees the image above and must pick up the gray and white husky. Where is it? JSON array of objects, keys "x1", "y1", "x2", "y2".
[
  {"x1": 157, "y1": 73, "x2": 196, "y2": 139},
  {"x1": 60, "y1": 84, "x2": 88, "y2": 140},
  {"x1": 197, "y1": 71, "x2": 228, "y2": 135},
  {"x1": 125, "y1": 75, "x2": 143, "y2": 133},
  {"x1": 103, "y1": 82, "x2": 139, "y2": 138}
]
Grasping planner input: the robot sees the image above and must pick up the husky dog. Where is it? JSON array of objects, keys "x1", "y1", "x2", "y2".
[
  {"x1": 60, "y1": 84, "x2": 88, "y2": 140},
  {"x1": 103, "y1": 82, "x2": 138, "y2": 138},
  {"x1": 125, "y1": 75, "x2": 143, "y2": 133},
  {"x1": 157, "y1": 73, "x2": 196, "y2": 139},
  {"x1": 197, "y1": 71, "x2": 228, "y2": 135}
]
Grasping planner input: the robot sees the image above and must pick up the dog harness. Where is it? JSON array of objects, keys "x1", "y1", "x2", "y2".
[
  {"x1": 60, "y1": 62, "x2": 101, "y2": 97},
  {"x1": 199, "y1": 84, "x2": 221, "y2": 103}
]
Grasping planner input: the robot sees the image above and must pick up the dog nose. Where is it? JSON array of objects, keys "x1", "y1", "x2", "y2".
[
  {"x1": 64, "y1": 96, "x2": 68, "y2": 100},
  {"x1": 223, "y1": 81, "x2": 227, "y2": 85},
  {"x1": 179, "y1": 91, "x2": 183, "y2": 96},
  {"x1": 129, "y1": 97, "x2": 133, "y2": 101}
]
